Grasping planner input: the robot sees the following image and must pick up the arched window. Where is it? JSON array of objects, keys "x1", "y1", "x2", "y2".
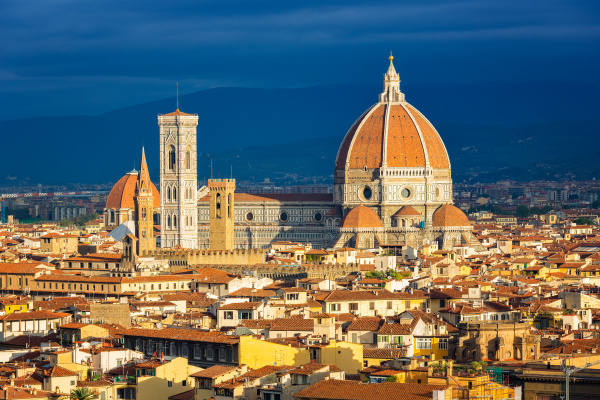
[
  {"x1": 167, "y1": 215, "x2": 171, "y2": 228},
  {"x1": 173, "y1": 187, "x2": 177, "y2": 201},
  {"x1": 173, "y1": 215, "x2": 177, "y2": 227},
  {"x1": 168, "y1": 145, "x2": 176, "y2": 170},
  {"x1": 216, "y1": 193, "x2": 222, "y2": 219},
  {"x1": 141, "y1": 207, "x2": 147, "y2": 220},
  {"x1": 167, "y1": 187, "x2": 171, "y2": 201},
  {"x1": 185, "y1": 149, "x2": 191, "y2": 170}
]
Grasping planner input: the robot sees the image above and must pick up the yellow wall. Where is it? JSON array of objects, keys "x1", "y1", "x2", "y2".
[
  {"x1": 413, "y1": 337, "x2": 448, "y2": 360},
  {"x1": 137, "y1": 357, "x2": 199, "y2": 400},
  {"x1": 238, "y1": 336, "x2": 363, "y2": 374},
  {"x1": 319, "y1": 340, "x2": 364, "y2": 374},
  {"x1": 238, "y1": 335, "x2": 309, "y2": 369}
]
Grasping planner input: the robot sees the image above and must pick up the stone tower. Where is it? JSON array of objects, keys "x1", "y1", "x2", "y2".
[
  {"x1": 208, "y1": 179, "x2": 235, "y2": 250},
  {"x1": 134, "y1": 147, "x2": 156, "y2": 256},
  {"x1": 158, "y1": 109, "x2": 199, "y2": 249}
]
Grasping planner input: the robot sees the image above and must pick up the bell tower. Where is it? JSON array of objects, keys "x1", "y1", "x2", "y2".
[
  {"x1": 158, "y1": 108, "x2": 199, "y2": 249},
  {"x1": 134, "y1": 147, "x2": 155, "y2": 255},
  {"x1": 208, "y1": 179, "x2": 235, "y2": 250}
]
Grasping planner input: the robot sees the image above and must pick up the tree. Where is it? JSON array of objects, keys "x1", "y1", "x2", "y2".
[
  {"x1": 574, "y1": 217, "x2": 595, "y2": 226},
  {"x1": 592, "y1": 200, "x2": 600, "y2": 209},
  {"x1": 516, "y1": 205, "x2": 530, "y2": 218},
  {"x1": 70, "y1": 387, "x2": 97, "y2": 400}
]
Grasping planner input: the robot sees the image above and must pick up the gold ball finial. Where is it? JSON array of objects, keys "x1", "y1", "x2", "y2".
[{"x1": 389, "y1": 51, "x2": 394, "y2": 62}]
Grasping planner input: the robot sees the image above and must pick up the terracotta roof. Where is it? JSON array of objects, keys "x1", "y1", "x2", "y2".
[
  {"x1": 392, "y1": 206, "x2": 422, "y2": 217},
  {"x1": 432, "y1": 204, "x2": 470, "y2": 227},
  {"x1": 0, "y1": 311, "x2": 70, "y2": 321},
  {"x1": 340, "y1": 205, "x2": 383, "y2": 229},
  {"x1": 347, "y1": 317, "x2": 383, "y2": 332},
  {"x1": 122, "y1": 327, "x2": 239, "y2": 344},
  {"x1": 335, "y1": 99, "x2": 449, "y2": 171},
  {"x1": 293, "y1": 379, "x2": 449, "y2": 400},
  {"x1": 363, "y1": 348, "x2": 406, "y2": 359},
  {"x1": 106, "y1": 171, "x2": 160, "y2": 210},
  {"x1": 168, "y1": 389, "x2": 196, "y2": 400},
  {"x1": 162, "y1": 109, "x2": 196, "y2": 117},
  {"x1": 219, "y1": 301, "x2": 262, "y2": 310},
  {"x1": 40, "y1": 365, "x2": 78, "y2": 377},
  {"x1": 190, "y1": 365, "x2": 239, "y2": 378}
]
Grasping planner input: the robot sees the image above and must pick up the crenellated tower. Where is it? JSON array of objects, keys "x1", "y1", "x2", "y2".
[
  {"x1": 208, "y1": 179, "x2": 235, "y2": 250},
  {"x1": 158, "y1": 108, "x2": 199, "y2": 249}
]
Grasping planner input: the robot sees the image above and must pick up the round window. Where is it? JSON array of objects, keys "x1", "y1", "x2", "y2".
[
  {"x1": 245, "y1": 212, "x2": 254, "y2": 222},
  {"x1": 401, "y1": 188, "x2": 411, "y2": 199},
  {"x1": 314, "y1": 212, "x2": 323, "y2": 222},
  {"x1": 362, "y1": 186, "x2": 373, "y2": 201},
  {"x1": 279, "y1": 212, "x2": 288, "y2": 222}
]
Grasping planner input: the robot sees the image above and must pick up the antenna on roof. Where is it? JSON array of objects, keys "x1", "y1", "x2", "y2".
[
  {"x1": 231, "y1": 165, "x2": 233, "y2": 179},
  {"x1": 176, "y1": 82, "x2": 179, "y2": 110},
  {"x1": 211, "y1": 158, "x2": 213, "y2": 179}
]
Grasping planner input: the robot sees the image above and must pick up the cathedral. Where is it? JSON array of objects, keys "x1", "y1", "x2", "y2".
[{"x1": 105, "y1": 55, "x2": 476, "y2": 252}]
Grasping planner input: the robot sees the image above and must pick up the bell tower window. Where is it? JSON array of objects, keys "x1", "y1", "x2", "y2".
[{"x1": 168, "y1": 145, "x2": 176, "y2": 170}]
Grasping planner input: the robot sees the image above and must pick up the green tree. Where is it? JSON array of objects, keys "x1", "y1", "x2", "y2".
[
  {"x1": 516, "y1": 205, "x2": 530, "y2": 218},
  {"x1": 70, "y1": 387, "x2": 97, "y2": 400},
  {"x1": 574, "y1": 217, "x2": 595, "y2": 225},
  {"x1": 385, "y1": 375, "x2": 398, "y2": 382}
]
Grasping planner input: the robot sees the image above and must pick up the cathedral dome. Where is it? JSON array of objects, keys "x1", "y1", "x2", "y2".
[
  {"x1": 432, "y1": 204, "x2": 470, "y2": 227},
  {"x1": 106, "y1": 170, "x2": 160, "y2": 209},
  {"x1": 392, "y1": 205, "x2": 421, "y2": 217},
  {"x1": 340, "y1": 205, "x2": 383, "y2": 229},
  {"x1": 335, "y1": 56, "x2": 450, "y2": 172}
]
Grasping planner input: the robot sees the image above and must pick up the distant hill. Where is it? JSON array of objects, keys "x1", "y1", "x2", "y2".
[{"x1": 1, "y1": 82, "x2": 599, "y2": 185}]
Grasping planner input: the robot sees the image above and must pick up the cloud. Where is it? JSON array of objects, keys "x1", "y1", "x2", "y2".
[{"x1": 0, "y1": 0, "x2": 598, "y2": 119}]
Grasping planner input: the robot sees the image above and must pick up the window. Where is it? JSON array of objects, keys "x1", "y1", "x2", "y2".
[
  {"x1": 349, "y1": 303, "x2": 358, "y2": 311},
  {"x1": 224, "y1": 311, "x2": 234, "y2": 319},
  {"x1": 369, "y1": 302, "x2": 375, "y2": 311},
  {"x1": 416, "y1": 338, "x2": 432, "y2": 349},
  {"x1": 240, "y1": 311, "x2": 251, "y2": 320},
  {"x1": 331, "y1": 303, "x2": 341, "y2": 312},
  {"x1": 438, "y1": 338, "x2": 448, "y2": 350},
  {"x1": 387, "y1": 301, "x2": 393, "y2": 310},
  {"x1": 168, "y1": 145, "x2": 176, "y2": 170},
  {"x1": 168, "y1": 381, "x2": 172, "y2": 387},
  {"x1": 351, "y1": 333, "x2": 358, "y2": 343},
  {"x1": 182, "y1": 380, "x2": 187, "y2": 387},
  {"x1": 287, "y1": 293, "x2": 299, "y2": 301}
]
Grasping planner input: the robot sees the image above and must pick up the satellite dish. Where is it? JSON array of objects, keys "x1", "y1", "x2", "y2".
[{"x1": 157, "y1": 323, "x2": 163, "y2": 329}]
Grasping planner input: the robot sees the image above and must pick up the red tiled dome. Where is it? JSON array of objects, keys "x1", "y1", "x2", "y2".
[
  {"x1": 335, "y1": 103, "x2": 450, "y2": 171},
  {"x1": 106, "y1": 171, "x2": 160, "y2": 209},
  {"x1": 392, "y1": 206, "x2": 422, "y2": 217},
  {"x1": 340, "y1": 205, "x2": 383, "y2": 229},
  {"x1": 432, "y1": 204, "x2": 470, "y2": 227}
]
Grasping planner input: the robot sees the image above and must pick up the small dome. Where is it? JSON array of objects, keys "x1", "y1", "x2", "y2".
[
  {"x1": 432, "y1": 204, "x2": 470, "y2": 227},
  {"x1": 106, "y1": 172, "x2": 160, "y2": 209},
  {"x1": 392, "y1": 206, "x2": 422, "y2": 217},
  {"x1": 340, "y1": 205, "x2": 383, "y2": 228}
]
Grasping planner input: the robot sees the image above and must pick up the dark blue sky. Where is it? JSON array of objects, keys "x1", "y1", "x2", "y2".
[{"x1": 1, "y1": 0, "x2": 598, "y2": 120}]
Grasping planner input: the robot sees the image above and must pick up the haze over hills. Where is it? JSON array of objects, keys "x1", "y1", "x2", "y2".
[{"x1": 1, "y1": 82, "x2": 599, "y2": 186}]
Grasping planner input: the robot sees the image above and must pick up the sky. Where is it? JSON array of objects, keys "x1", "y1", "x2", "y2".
[{"x1": 0, "y1": 0, "x2": 599, "y2": 120}]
